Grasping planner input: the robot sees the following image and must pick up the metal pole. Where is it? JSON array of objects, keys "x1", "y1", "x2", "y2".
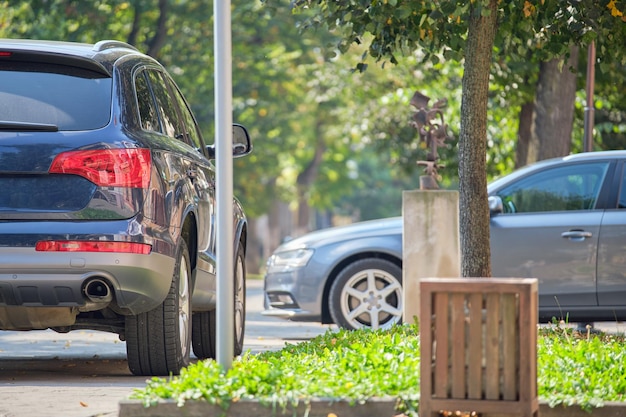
[
  {"x1": 583, "y1": 41, "x2": 596, "y2": 153},
  {"x1": 214, "y1": 0, "x2": 234, "y2": 369}
]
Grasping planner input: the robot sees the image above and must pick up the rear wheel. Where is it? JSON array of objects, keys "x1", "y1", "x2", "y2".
[
  {"x1": 192, "y1": 243, "x2": 246, "y2": 358},
  {"x1": 329, "y1": 258, "x2": 402, "y2": 331},
  {"x1": 125, "y1": 240, "x2": 191, "y2": 376}
]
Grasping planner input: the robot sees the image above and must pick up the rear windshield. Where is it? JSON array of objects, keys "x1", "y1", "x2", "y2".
[{"x1": 0, "y1": 62, "x2": 112, "y2": 131}]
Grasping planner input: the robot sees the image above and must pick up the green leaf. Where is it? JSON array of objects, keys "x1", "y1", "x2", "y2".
[
  {"x1": 395, "y1": 8, "x2": 412, "y2": 19},
  {"x1": 441, "y1": 2, "x2": 457, "y2": 15},
  {"x1": 419, "y1": 13, "x2": 427, "y2": 27},
  {"x1": 429, "y1": 9, "x2": 444, "y2": 20}
]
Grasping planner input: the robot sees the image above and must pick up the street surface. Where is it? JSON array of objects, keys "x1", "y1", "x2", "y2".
[
  {"x1": 1, "y1": 279, "x2": 625, "y2": 417},
  {"x1": 0, "y1": 279, "x2": 335, "y2": 417}
]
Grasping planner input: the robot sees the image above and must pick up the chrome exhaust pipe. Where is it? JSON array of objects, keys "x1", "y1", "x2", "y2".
[{"x1": 84, "y1": 278, "x2": 113, "y2": 303}]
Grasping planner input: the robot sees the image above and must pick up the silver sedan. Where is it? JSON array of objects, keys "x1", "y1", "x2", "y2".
[{"x1": 264, "y1": 150, "x2": 626, "y2": 330}]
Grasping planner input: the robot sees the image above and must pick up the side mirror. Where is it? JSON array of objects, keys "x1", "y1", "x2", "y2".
[
  {"x1": 206, "y1": 124, "x2": 253, "y2": 159},
  {"x1": 488, "y1": 196, "x2": 503, "y2": 216},
  {"x1": 232, "y1": 124, "x2": 252, "y2": 158}
]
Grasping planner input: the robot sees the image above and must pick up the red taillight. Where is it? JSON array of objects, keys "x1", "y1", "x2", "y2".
[
  {"x1": 0, "y1": 51, "x2": 12, "y2": 57},
  {"x1": 49, "y1": 148, "x2": 151, "y2": 188},
  {"x1": 35, "y1": 240, "x2": 151, "y2": 254}
]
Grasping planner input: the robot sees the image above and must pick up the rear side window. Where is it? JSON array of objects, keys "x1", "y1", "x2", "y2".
[
  {"x1": 135, "y1": 71, "x2": 160, "y2": 132},
  {"x1": 145, "y1": 70, "x2": 184, "y2": 140},
  {"x1": 0, "y1": 62, "x2": 112, "y2": 130},
  {"x1": 169, "y1": 81, "x2": 204, "y2": 150}
]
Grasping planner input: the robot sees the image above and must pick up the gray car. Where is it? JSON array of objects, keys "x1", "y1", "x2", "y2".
[{"x1": 263, "y1": 150, "x2": 626, "y2": 330}]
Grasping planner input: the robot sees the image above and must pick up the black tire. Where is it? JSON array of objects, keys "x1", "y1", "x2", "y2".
[
  {"x1": 328, "y1": 258, "x2": 403, "y2": 331},
  {"x1": 192, "y1": 243, "x2": 246, "y2": 359},
  {"x1": 125, "y1": 240, "x2": 192, "y2": 376}
]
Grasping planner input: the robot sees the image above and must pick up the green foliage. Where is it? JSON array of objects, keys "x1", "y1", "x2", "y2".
[
  {"x1": 277, "y1": 0, "x2": 626, "y2": 70},
  {"x1": 264, "y1": 0, "x2": 626, "y2": 176},
  {"x1": 2, "y1": 0, "x2": 625, "y2": 223},
  {"x1": 131, "y1": 323, "x2": 626, "y2": 415},
  {"x1": 132, "y1": 325, "x2": 421, "y2": 415},
  {"x1": 0, "y1": 0, "x2": 144, "y2": 44},
  {"x1": 538, "y1": 324, "x2": 626, "y2": 409}
]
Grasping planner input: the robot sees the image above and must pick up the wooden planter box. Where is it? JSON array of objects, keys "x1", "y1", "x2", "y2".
[{"x1": 419, "y1": 278, "x2": 538, "y2": 417}]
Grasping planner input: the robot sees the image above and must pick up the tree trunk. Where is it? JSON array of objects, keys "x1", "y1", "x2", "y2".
[
  {"x1": 146, "y1": 0, "x2": 168, "y2": 58},
  {"x1": 127, "y1": 1, "x2": 142, "y2": 46},
  {"x1": 458, "y1": 0, "x2": 498, "y2": 278},
  {"x1": 267, "y1": 200, "x2": 293, "y2": 251},
  {"x1": 533, "y1": 46, "x2": 579, "y2": 161},
  {"x1": 515, "y1": 101, "x2": 535, "y2": 168},
  {"x1": 295, "y1": 120, "x2": 326, "y2": 236},
  {"x1": 516, "y1": 47, "x2": 579, "y2": 167}
]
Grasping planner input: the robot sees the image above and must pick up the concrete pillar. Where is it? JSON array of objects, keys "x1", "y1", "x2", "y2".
[{"x1": 402, "y1": 190, "x2": 460, "y2": 326}]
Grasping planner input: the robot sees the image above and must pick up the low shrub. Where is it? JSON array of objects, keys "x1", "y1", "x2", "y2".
[{"x1": 131, "y1": 323, "x2": 626, "y2": 416}]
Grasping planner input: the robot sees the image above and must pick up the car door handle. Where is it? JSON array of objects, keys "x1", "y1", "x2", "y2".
[{"x1": 561, "y1": 230, "x2": 592, "y2": 240}]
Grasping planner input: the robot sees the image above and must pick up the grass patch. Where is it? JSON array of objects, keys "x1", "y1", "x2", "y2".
[
  {"x1": 538, "y1": 324, "x2": 626, "y2": 408},
  {"x1": 131, "y1": 323, "x2": 626, "y2": 415}
]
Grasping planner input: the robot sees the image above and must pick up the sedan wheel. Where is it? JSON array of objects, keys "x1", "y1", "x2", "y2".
[
  {"x1": 329, "y1": 258, "x2": 402, "y2": 330},
  {"x1": 125, "y1": 240, "x2": 192, "y2": 376}
]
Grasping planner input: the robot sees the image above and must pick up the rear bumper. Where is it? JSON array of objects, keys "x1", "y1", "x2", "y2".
[{"x1": 0, "y1": 247, "x2": 175, "y2": 315}]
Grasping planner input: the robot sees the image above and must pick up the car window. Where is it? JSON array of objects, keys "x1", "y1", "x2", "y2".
[
  {"x1": 135, "y1": 70, "x2": 160, "y2": 132},
  {"x1": 0, "y1": 62, "x2": 111, "y2": 130},
  {"x1": 145, "y1": 70, "x2": 184, "y2": 140},
  {"x1": 495, "y1": 162, "x2": 609, "y2": 213},
  {"x1": 168, "y1": 80, "x2": 204, "y2": 151}
]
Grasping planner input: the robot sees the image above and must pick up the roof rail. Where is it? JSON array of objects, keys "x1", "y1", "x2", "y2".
[{"x1": 93, "y1": 40, "x2": 139, "y2": 52}]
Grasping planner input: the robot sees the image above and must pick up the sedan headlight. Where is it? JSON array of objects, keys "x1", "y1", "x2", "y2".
[{"x1": 266, "y1": 248, "x2": 314, "y2": 273}]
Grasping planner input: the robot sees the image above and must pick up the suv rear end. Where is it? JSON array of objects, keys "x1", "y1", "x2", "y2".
[{"x1": 0, "y1": 39, "x2": 252, "y2": 376}]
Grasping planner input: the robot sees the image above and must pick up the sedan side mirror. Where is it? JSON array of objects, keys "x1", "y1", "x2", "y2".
[
  {"x1": 488, "y1": 195, "x2": 503, "y2": 216},
  {"x1": 206, "y1": 124, "x2": 253, "y2": 159}
]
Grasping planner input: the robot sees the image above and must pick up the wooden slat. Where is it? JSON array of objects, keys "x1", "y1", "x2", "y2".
[
  {"x1": 420, "y1": 278, "x2": 537, "y2": 294},
  {"x1": 419, "y1": 290, "x2": 434, "y2": 417},
  {"x1": 450, "y1": 292, "x2": 466, "y2": 398},
  {"x1": 485, "y1": 292, "x2": 500, "y2": 400},
  {"x1": 502, "y1": 293, "x2": 518, "y2": 400},
  {"x1": 467, "y1": 292, "x2": 483, "y2": 399},
  {"x1": 428, "y1": 398, "x2": 538, "y2": 414},
  {"x1": 517, "y1": 282, "x2": 538, "y2": 402},
  {"x1": 529, "y1": 284, "x2": 538, "y2": 397},
  {"x1": 433, "y1": 292, "x2": 449, "y2": 398}
]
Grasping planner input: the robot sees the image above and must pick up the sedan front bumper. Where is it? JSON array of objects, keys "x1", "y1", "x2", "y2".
[{"x1": 262, "y1": 269, "x2": 324, "y2": 322}]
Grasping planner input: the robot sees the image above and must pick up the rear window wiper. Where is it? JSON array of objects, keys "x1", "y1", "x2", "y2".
[{"x1": 0, "y1": 121, "x2": 59, "y2": 132}]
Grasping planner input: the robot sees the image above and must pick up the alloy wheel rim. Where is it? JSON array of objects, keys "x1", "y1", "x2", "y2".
[
  {"x1": 178, "y1": 256, "x2": 191, "y2": 356},
  {"x1": 234, "y1": 254, "x2": 245, "y2": 343},
  {"x1": 340, "y1": 268, "x2": 402, "y2": 330}
]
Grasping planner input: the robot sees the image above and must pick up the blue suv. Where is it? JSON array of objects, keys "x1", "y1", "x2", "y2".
[{"x1": 0, "y1": 39, "x2": 252, "y2": 376}]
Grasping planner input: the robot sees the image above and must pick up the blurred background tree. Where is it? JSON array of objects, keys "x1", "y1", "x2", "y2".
[{"x1": 1, "y1": 0, "x2": 624, "y2": 273}]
